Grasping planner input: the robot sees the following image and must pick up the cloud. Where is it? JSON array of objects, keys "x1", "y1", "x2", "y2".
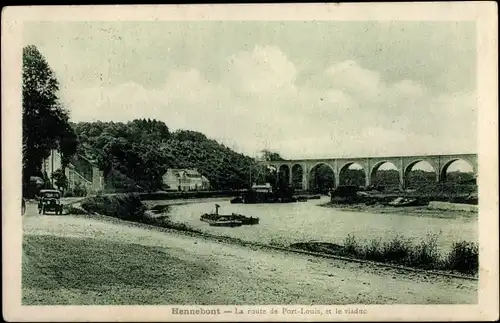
[
  {"x1": 224, "y1": 45, "x2": 297, "y2": 96},
  {"x1": 60, "y1": 45, "x2": 476, "y2": 159},
  {"x1": 324, "y1": 60, "x2": 383, "y2": 99}
]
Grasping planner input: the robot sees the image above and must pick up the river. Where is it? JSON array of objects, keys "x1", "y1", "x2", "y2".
[{"x1": 165, "y1": 196, "x2": 477, "y2": 254}]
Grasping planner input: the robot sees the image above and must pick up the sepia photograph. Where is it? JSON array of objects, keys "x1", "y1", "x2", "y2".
[{"x1": 2, "y1": 3, "x2": 498, "y2": 322}]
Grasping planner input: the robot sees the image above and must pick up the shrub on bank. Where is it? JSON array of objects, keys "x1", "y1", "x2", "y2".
[
  {"x1": 363, "y1": 237, "x2": 384, "y2": 261},
  {"x1": 80, "y1": 194, "x2": 201, "y2": 234},
  {"x1": 342, "y1": 234, "x2": 359, "y2": 255},
  {"x1": 445, "y1": 241, "x2": 479, "y2": 274},
  {"x1": 382, "y1": 234, "x2": 413, "y2": 262},
  {"x1": 81, "y1": 194, "x2": 147, "y2": 221},
  {"x1": 406, "y1": 233, "x2": 441, "y2": 269},
  {"x1": 295, "y1": 233, "x2": 478, "y2": 275}
]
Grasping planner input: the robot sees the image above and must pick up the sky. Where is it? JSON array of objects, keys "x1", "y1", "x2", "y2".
[{"x1": 23, "y1": 21, "x2": 477, "y2": 171}]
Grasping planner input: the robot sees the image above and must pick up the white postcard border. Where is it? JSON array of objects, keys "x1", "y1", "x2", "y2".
[{"x1": 2, "y1": 3, "x2": 498, "y2": 322}]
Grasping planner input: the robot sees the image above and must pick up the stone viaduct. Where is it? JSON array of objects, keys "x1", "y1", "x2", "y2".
[{"x1": 258, "y1": 153, "x2": 477, "y2": 191}]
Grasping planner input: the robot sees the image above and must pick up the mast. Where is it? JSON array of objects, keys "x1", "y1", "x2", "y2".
[{"x1": 249, "y1": 151, "x2": 256, "y2": 190}]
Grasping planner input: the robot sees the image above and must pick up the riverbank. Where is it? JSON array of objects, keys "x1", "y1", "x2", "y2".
[
  {"x1": 22, "y1": 206, "x2": 478, "y2": 305},
  {"x1": 320, "y1": 201, "x2": 478, "y2": 219}
]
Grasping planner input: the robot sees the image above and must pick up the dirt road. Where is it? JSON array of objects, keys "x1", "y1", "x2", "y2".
[{"x1": 22, "y1": 204, "x2": 477, "y2": 305}]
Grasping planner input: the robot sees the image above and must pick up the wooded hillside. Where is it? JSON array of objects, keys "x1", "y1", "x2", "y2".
[{"x1": 72, "y1": 119, "x2": 259, "y2": 191}]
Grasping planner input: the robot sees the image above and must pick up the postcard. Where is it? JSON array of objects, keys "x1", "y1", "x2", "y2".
[{"x1": 2, "y1": 3, "x2": 498, "y2": 322}]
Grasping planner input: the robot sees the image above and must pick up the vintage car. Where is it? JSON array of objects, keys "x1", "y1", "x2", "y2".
[{"x1": 38, "y1": 189, "x2": 63, "y2": 215}]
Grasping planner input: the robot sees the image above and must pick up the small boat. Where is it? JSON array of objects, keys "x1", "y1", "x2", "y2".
[
  {"x1": 231, "y1": 213, "x2": 260, "y2": 225},
  {"x1": 388, "y1": 197, "x2": 419, "y2": 207},
  {"x1": 201, "y1": 204, "x2": 259, "y2": 226},
  {"x1": 208, "y1": 216, "x2": 243, "y2": 227}
]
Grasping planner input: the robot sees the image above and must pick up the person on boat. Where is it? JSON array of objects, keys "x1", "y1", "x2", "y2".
[{"x1": 215, "y1": 204, "x2": 220, "y2": 215}]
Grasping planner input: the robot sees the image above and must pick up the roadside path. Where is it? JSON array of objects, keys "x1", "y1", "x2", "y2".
[{"x1": 22, "y1": 205, "x2": 477, "y2": 304}]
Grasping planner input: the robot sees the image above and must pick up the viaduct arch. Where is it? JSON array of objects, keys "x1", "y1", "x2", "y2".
[{"x1": 258, "y1": 153, "x2": 477, "y2": 191}]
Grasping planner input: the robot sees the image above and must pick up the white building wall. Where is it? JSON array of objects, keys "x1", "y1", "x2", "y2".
[
  {"x1": 162, "y1": 171, "x2": 181, "y2": 190},
  {"x1": 162, "y1": 169, "x2": 211, "y2": 191},
  {"x1": 43, "y1": 149, "x2": 63, "y2": 187},
  {"x1": 43, "y1": 149, "x2": 103, "y2": 194}
]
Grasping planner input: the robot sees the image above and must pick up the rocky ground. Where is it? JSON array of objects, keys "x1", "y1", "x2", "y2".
[{"x1": 22, "y1": 203, "x2": 477, "y2": 305}]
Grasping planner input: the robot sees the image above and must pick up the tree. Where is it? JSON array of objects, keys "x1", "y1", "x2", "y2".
[
  {"x1": 52, "y1": 168, "x2": 68, "y2": 192},
  {"x1": 260, "y1": 149, "x2": 285, "y2": 161},
  {"x1": 22, "y1": 45, "x2": 77, "y2": 192}
]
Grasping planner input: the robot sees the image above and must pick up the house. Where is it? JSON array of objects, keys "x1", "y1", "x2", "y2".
[
  {"x1": 42, "y1": 149, "x2": 104, "y2": 194},
  {"x1": 162, "y1": 169, "x2": 210, "y2": 191}
]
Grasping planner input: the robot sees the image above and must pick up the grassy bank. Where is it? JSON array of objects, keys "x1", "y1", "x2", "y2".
[
  {"x1": 290, "y1": 234, "x2": 478, "y2": 276},
  {"x1": 80, "y1": 194, "x2": 478, "y2": 276},
  {"x1": 22, "y1": 234, "x2": 211, "y2": 305}
]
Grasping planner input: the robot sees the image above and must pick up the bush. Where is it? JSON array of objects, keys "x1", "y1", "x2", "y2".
[
  {"x1": 445, "y1": 241, "x2": 479, "y2": 274},
  {"x1": 81, "y1": 194, "x2": 146, "y2": 221},
  {"x1": 362, "y1": 237, "x2": 384, "y2": 261},
  {"x1": 64, "y1": 182, "x2": 88, "y2": 197},
  {"x1": 290, "y1": 233, "x2": 478, "y2": 276},
  {"x1": 342, "y1": 234, "x2": 359, "y2": 255},
  {"x1": 407, "y1": 232, "x2": 441, "y2": 269},
  {"x1": 381, "y1": 234, "x2": 412, "y2": 263},
  {"x1": 80, "y1": 194, "x2": 201, "y2": 234},
  {"x1": 103, "y1": 170, "x2": 141, "y2": 193}
]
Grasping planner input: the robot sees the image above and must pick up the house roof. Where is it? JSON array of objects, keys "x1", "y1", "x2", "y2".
[
  {"x1": 185, "y1": 169, "x2": 201, "y2": 177},
  {"x1": 166, "y1": 168, "x2": 202, "y2": 178}
]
